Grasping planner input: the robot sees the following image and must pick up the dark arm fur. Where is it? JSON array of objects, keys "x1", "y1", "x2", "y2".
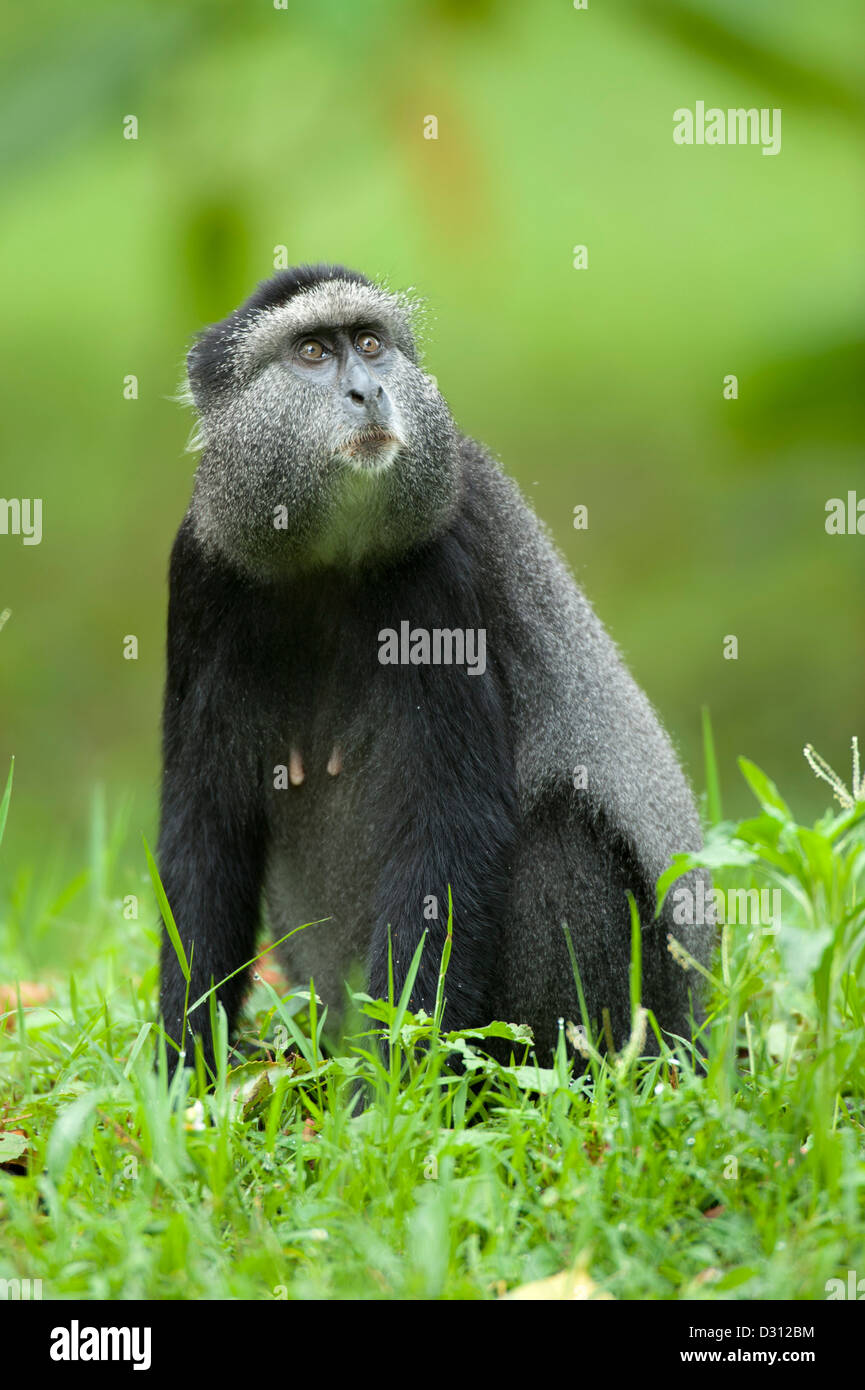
[
  {"x1": 365, "y1": 507, "x2": 519, "y2": 1028},
  {"x1": 158, "y1": 521, "x2": 270, "y2": 1075}
]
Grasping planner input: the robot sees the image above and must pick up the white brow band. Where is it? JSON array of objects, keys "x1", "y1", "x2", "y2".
[{"x1": 236, "y1": 279, "x2": 420, "y2": 368}]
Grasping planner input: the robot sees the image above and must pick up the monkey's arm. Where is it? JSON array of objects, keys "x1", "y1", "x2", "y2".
[
  {"x1": 367, "y1": 535, "x2": 519, "y2": 1030},
  {"x1": 157, "y1": 522, "x2": 269, "y2": 1076}
]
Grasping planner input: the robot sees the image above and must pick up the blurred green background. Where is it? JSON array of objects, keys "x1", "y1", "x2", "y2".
[{"x1": 1, "y1": 0, "x2": 863, "y2": 945}]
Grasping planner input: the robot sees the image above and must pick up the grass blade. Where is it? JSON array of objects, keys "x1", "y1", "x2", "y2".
[{"x1": 0, "y1": 756, "x2": 14, "y2": 849}]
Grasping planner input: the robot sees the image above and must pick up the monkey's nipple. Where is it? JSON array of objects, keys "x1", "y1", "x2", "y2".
[{"x1": 289, "y1": 747, "x2": 305, "y2": 786}]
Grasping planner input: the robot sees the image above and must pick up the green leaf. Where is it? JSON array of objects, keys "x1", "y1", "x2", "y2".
[
  {"x1": 433, "y1": 885, "x2": 454, "y2": 1030},
  {"x1": 735, "y1": 812, "x2": 785, "y2": 850},
  {"x1": 505, "y1": 1066, "x2": 562, "y2": 1094},
  {"x1": 0, "y1": 1131, "x2": 27, "y2": 1163},
  {"x1": 389, "y1": 932, "x2": 428, "y2": 1045},
  {"x1": 142, "y1": 833, "x2": 189, "y2": 980},
  {"x1": 45, "y1": 1093, "x2": 102, "y2": 1182},
  {"x1": 796, "y1": 827, "x2": 835, "y2": 886},
  {"x1": 354, "y1": 993, "x2": 396, "y2": 1023},
  {"x1": 734, "y1": 975, "x2": 766, "y2": 1001},
  {"x1": 628, "y1": 890, "x2": 642, "y2": 1019},
  {"x1": 738, "y1": 758, "x2": 792, "y2": 819},
  {"x1": 656, "y1": 842, "x2": 758, "y2": 914},
  {"x1": 713, "y1": 1265, "x2": 759, "y2": 1291},
  {"x1": 444, "y1": 1019, "x2": 534, "y2": 1044},
  {"x1": 123, "y1": 1021, "x2": 153, "y2": 1078},
  {"x1": 701, "y1": 707, "x2": 723, "y2": 826}
]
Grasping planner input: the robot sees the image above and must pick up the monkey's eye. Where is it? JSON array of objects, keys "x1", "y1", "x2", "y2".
[
  {"x1": 355, "y1": 331, "x2": 382, "y2": 356},
  {"x1": 297, "y1": 339, "x2": 329, "y2": 362}
]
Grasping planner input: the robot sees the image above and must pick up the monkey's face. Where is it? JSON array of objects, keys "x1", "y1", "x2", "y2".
[
  {"x1": 283, "y1": 323, "x2": 406, "y2": 470},
  {"x1": 185, "y1": 273, "x2": 461, "y2": 578}
]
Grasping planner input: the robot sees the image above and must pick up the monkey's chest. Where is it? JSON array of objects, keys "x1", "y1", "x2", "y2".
[
  {"x1": 258, "y1": 592, "x2": 412, "y2": 981},
  {"x1": 262, "y1": 710, "x2": 383, "y2": 987}
]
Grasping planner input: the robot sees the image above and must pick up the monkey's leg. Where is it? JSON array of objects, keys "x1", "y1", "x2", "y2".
[
  {"x1": 496, "y1": 798, "x2": 635, "y2": 1062},
  {"x1": 503, "y1": 796, "x2": 709, "y2": 1065}
]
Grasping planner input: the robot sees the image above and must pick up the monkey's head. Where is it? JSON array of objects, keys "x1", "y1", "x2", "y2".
[{"x1": 183, "y1": 265, "x2": 461, "y2": 579}]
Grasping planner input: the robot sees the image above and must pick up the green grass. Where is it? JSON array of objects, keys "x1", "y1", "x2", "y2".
[{"x1": 1, "y1": 727, "x2": 864, "y2": 1301}]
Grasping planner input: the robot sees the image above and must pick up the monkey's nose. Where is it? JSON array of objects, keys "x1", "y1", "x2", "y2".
[
  {"x1": 346, "y1": 382, "x2": 383, "y2": 411},
  {"x1": 343, "y1": 361, "x2": 386, "y2": 415}
]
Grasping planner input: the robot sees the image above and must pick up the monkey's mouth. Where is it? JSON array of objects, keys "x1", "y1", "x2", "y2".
[{"x1": 341, "y1": 425, "x2": 401, "y2": 462}]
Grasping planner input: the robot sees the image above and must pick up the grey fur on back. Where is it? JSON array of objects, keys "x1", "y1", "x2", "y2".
[{"x1": 459, "y1": 444, "x2": 710, "y2": 1051}]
